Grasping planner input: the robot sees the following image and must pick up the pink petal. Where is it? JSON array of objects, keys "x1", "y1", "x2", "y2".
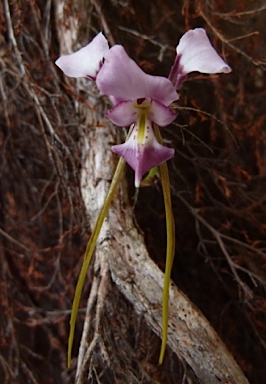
[
  {"x1": 55, "y1": 32, "x2": 109, "y2": 79},
  {"x1": 112, "y1": 123, "x2": 174, "y2": 187},
  {"x1": 150, "y1": 100, "x2": 177, "y2": 126},
  {"x1": 176, "y1": 28, "x2": 232, "y2": 75},
  {"x1": 106, "y1": 101, "x2": 138, "y2": 127},
  {"x1": 96, "y1": 45, "x2": 178, "y2": 106}
]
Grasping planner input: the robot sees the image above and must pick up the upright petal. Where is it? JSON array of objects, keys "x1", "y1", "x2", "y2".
[
  {"x1": 112, "y1": 122, "x2": 174, "y2": 187},
  {"x1": 96, "y1": 45, "x2": 178, "y2": 106},
  {"x1": 55, "y1": 32, "x2": 109, "y2": 79},
  {"x1": 176, "y1": 28, "x2": 232, "y2": 76}
]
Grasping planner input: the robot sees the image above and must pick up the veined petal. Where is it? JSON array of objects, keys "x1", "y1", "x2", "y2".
[
  {"x1": 96, "y1": 45, "x2": 178, "y2": 106},
  {"x1": 112, "y1": 123, "x2": 174, "y2": 187},
  {"x1": 55, "y1": 32, "x2": 109, "y2": 79},
  {"x1": 150, "y1": 100, "x2": 177, "y2": 126},
  {"x1": 176, "y1": 28, "x2": 232, "y2": 76},
  {"x1": 106, "y1": 101, "x2": 138, "y2": 127}
]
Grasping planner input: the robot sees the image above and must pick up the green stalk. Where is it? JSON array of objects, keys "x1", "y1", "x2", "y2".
[
  {"x1": 68, "y1": 156, "x2": 126, "y2": 367},
  {"x1": 154, "y1": 125, "x2": 175, "y2": 365}
]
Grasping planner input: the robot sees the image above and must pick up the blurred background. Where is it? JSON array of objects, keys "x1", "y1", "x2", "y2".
[{"x1": 1, "y1": 0, "x2": 266, "y2": 383}]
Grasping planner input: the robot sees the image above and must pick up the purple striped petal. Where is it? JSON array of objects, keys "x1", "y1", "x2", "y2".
[
  {"x1": 96, "y1": 45, "x2": 178, "y2": 106},
  {"x1": 55, "y1": 32, "x2": 109, "y2": 79}
]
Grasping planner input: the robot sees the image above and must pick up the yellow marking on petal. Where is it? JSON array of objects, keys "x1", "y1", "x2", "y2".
[
  {"x1": 133, "y1": 99, "x2": 151, "y2": 145},
  {"x1": 136, "y1": 112, "x2": 146, "y2": 144}
]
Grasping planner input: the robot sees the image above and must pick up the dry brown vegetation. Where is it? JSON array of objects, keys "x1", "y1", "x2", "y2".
[{"x1": 1, "y1": 0, "x2": 266, "y2": 383}]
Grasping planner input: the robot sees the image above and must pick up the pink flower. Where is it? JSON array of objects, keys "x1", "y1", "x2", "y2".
[
  {"x1": 96, "y1": 45, "x2": 178, "y2": 187},
  {"x1": 55, "y1": 29, "x2": 231, "y2": 187},
  {"x1": 56, "y1": 33, "x2": 178, "y2": 187}
]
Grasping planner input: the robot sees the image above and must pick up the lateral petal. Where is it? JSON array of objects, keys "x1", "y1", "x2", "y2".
[
  {"x1": 106, "y1": 101, "x2": 138, "y2": 127},
  {"x1": 150, "y1": 100, "x2": 177, "y2": 126}
]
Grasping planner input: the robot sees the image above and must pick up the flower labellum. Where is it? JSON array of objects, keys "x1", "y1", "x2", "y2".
[{"x1": 111, "y1": 99, "x2": 175, "y2": 187}]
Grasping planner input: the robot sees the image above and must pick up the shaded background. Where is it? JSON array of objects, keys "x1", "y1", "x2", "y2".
[{"x1": 1, "y1": 0, "x2": 266, "y2": 383}]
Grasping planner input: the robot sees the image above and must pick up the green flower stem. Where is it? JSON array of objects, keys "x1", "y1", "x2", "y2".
[
  {"x1": 154, "y1": 125, "x2": 176, "y2": 365},
  {"x1": 68, "y1": 156, "x2": 126, "y2": 367},
  {"x1": 140, "y1": 166, "x2": 158, "y2": 187}
]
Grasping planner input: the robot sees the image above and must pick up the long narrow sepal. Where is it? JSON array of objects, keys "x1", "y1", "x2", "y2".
[
  {"x1": 68, "y1": 157, "x2": 126, "y2": 367},
  {"x1": 153, "y1": 125, "x2": 175, "y2": 365}
]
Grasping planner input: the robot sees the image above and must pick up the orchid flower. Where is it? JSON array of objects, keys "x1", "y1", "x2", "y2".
[
  {"x1": 57, "y1": 36, "x2": 178, "y2": 187},
  {"x1": 56, "y1": 28, "x2": 231, "y2": 188},
  {"x1": 97, "y1": 45, "x2": 180, "y2": 187},
  {"x1": 55, "y1": 28, "x2": 231, "y2": 367},
  {"x1": 56, "y1": 28, "x2": 231, "y2": 186}
]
